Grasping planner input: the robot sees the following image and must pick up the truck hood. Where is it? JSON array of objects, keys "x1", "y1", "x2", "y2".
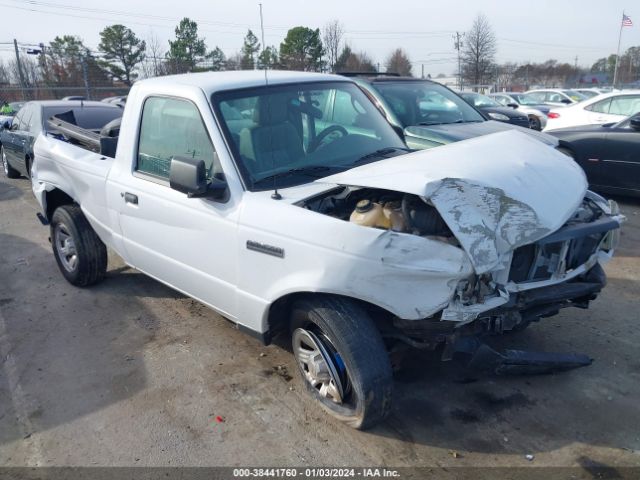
[
  {"x1": 404, "y1": 120, "x2": 558, "y2": 147},
  {"x1": 318, "y1": 130, "x2": 587, "y2": 273}
]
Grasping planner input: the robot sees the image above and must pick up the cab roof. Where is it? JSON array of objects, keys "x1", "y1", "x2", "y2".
[{"x1": 136, "y1": 70, "x2": 346, "y2": 94}]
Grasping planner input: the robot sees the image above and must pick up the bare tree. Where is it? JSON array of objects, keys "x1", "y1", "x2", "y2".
[
  {"x1": 462, "y1": 13, "x2": 497, "y2": 87},
  {"x1": 140, "y1": 33, "x2": 168, "y2": 78},
  {"x1": 322, "y1": 20, "x2": 344, "y2": 72},
  {"x1": 495, "y1": 62, "x2": 518, "y2": 90},
  {"x1": 385, "y1": 48, "x2": 412, "y2": 76},
  {"x1": 10, "y1": 57, "x2": 40, "y2": 87},
  {"x1": 0, "y1": 59, "x2": 11, "y2": 85}
]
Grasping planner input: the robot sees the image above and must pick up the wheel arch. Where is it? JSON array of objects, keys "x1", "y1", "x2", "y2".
[
  {"x1": 262, "y1": 291, "x2": 395, "y2": 345},
  {"x1": 44, "y1": 188, "x2": 76, "y2": 221}
]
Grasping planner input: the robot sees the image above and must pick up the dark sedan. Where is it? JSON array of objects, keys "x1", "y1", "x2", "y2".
[
  {"x1": 345, "y1": 75, "x2": 556, "y2": 150},
  {"x1": 548, "y1": 114, "x2": 640, "y2": 197},
  {"x1": 460, "y1": 92, "x2": 530, "y2": 129},
  {"x1": 1, "y1": 100, "x2": 122, "y2": 179}
]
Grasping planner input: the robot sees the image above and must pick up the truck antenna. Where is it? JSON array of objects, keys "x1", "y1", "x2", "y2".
[{"x1": 259, "y1": 3, "x2": 281, "y2": 200}]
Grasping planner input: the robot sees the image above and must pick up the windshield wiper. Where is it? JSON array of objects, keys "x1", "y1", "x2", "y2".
[
  {"x1": 253, "y1": 165, "x2": 347, "y2": 186},
  {"x1": 353, "y1": 147, "x2": 410, "y2": 165}
]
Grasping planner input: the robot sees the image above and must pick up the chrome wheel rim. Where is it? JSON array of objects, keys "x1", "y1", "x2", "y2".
[
  {"x1": 293, "y1": 328, "x2": 345, "y2": 404},
  {"x1": 54, "y1": 223, "x2": 78, "y2": 272}
]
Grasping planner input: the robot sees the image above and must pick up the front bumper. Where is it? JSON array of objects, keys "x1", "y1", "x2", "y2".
[{"x1": 441, "y1": 200, "x2": 623, "y2": 325}]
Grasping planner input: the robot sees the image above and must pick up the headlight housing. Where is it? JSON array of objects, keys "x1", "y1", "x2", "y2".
[{"x1": 488, "y1": 112, "x2": 510, "y2": 121}]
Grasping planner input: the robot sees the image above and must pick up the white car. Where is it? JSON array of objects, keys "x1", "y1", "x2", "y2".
[
  {"x1": 575, "y1": 88, "x2": 606, "y2": 99},
  {"x1": 29, "y1": 71, "x2": 623, "y2": 429},
  {"x1": 526, "y1": 89, "x2": 587, "y2": 107},
  {"x1": 544, "y1": 90, "x2": 640, "y2": 131}
]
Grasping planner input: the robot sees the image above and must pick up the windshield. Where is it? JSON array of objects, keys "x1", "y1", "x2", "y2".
[
  {"x1": 461, "y1": 92, "x2": 500, "y2": 108},
  {"x1": 577, "y1": 90, "x2": 600, "y2": 99},
  {"x1": 563, "y1": 90, "x2": 588, "y2": 102},
  {"x1": 373, "y1": 81, "x2": 485, "y2": 127},
  {"x1": 213, "y1": 81, "x2": 407, "y2": 191},
  {"x1": 512, "y1": 94, "x2": 540, "y2": 106}
]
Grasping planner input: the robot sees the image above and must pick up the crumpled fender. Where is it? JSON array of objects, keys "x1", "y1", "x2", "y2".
[{"x1": 319, "y1": 130, "x2": 587, "y2": 273}]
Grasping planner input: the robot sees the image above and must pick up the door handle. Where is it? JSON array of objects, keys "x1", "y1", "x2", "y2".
[{"x1": 122, "y1": 192, "x2": 138, "y2": 205}]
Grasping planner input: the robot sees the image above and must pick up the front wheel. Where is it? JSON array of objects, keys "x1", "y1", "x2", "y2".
[
  {"x1": 1, "y1": 146, "x2": 20, "y2": 179},
  {"x1": 290, "y1": 296, "x2": 393, "y2": 429},
  {"x1": 50, "y1": 205, "x2": 107, "y2": 287}
]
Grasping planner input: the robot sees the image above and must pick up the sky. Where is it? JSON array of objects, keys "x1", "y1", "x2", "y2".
[{"x1": 1, "y1": 0, "x2": 639, "y2": 76}]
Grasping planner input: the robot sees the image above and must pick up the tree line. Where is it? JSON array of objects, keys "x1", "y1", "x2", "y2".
[{"x1": 0, "y1": 18, "x2": 414, "y2": 91}]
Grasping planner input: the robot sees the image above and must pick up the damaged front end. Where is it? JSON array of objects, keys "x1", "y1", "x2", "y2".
[{"x1": 302, "y1": 131, "x2": 624, "y2": 371}]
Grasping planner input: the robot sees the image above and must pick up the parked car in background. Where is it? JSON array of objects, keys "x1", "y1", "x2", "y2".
[
  {"x1": 459, "y1": 91, "x2": 531, "y2": 129},
  {"x1": 1, "y1": 100, "x2": 122, "y2": 179},
  {"x1": 344, "y1": 74, "x2": 557, "y2": 149},
  {"x1": 526, "y1": 89, "x2": 587, "y2": 107},
  {"x1": 0, "y1": 101, "x2": 26, "y2": 128},
  {"x1": 544, "y1": 90, "x2": 640, "y2": 131},
  {"x1": 548, "y1": 114, "x2": 640, "y2": 197},
  {"x1": 488, "y1": 92, "x2": 551, "y2": 130},
  {"x1": 101, "y1": 95, "x2": 127, "y2": 108},
  {"x1": 575, "y1": 88, "x2": 605, "y2": 99}
]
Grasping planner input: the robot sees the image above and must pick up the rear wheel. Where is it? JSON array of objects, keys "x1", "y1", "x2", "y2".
[
  {"x1": 528, "y1": 115, "x2": 542, "y2": 131},
  {"x1": 1, "y1": 146, "x2": 20, "y2": 179},
  {"x1": 290, "y1": 296, "x2": 393, "y2": 429},
  {"x1": 50, "y1": 205, "x2": 107, "y2": 287}
]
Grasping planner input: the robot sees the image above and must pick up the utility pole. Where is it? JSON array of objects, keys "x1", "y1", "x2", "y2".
[
  {"x1": 13, "y1": 39, "x2": 27, "y2": 100},
  {"x1": 453, "y1": 32, "x2": 463, "y2": 90},
  {"x1": 421, "y1": 64, "x2": 424, "y2": 79},
  {"x1": 81, "y1": 55, "x2": 90, "y2": 99},
  {"x1": 575, "y1": 55, "x2": 579, "y2": 87},
  {"x1": 613, "y1": 11, "x2": 625, "y2": 88}
]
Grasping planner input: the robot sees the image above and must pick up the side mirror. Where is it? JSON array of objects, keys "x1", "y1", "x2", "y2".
[
  {"x1": 507, "y1": 103, "x2": 519, "y2": 109},
  {"x1": 561, "y1": 98, "x2": 572, "y2": 104},
  {"x1": 630, "y1": 115, "x2": 640, "y2": 131},
  {"x1": 169, "y1": 156, "x2": 228, "y2": 200}
]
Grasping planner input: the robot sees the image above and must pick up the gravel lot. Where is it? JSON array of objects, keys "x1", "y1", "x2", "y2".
[{"x1": 1, "y1": 175, "x2": 639, "y2": 471}]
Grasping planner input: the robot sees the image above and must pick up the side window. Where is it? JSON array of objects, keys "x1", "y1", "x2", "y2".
[
  {"x1": 137, "y1": 97, "x2": 219, "y2": 180},
  {"x1": 586, "y1": 98, "x2": 611, "y2": 114},
  {"x1": 15, "y1": 106, "x2": 32, "y2": 131},
  {"x1": 609, "y1": 96, "x2": 640, "y2": 116},
  {"x1": 28, "y1": 107, "x2": 41, "y2": 134},
  {"x1": 528, "y1": 92, "x2": 545, "y2": 102},
  {"x1": 494, "y1": 96, "x2": 508, "y2": 106}
]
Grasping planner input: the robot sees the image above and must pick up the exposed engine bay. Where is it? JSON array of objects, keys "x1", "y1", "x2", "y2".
[{"x1": 297, "y1": 187, "x2": 456, "y2": 243}]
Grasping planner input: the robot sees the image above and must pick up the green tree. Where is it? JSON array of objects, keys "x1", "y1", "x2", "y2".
[
  {"x1": 241, "y1": 30, "x2": 260, "y2": 69},
  {"x1": 44, "y1": 35, "x2": 109, "y2": 87},
  {"x1": 385, "y1": 48, "x2": 412, "y2": 76},
  {"x1": 279, "y1": 26, "x2": 324, "y2": 71},
  {"x1": 257, "y1": 45, "x2": 279, "y2": 69},
  {"x1": 168, "y1": 18, "x2": 207, "y2": 73},
  {"x1": 335, "y1": 45, "x2": 376, "y2": 73},
  {"x1": 98, "y1": 24, "x2": 146, "y2": 85},
  {"x1": 207, "y1": 47, "x2": 226, "y2": 71}
]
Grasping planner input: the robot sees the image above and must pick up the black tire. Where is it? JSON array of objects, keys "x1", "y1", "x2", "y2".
[
  {"x1": 1, "y1": 146, "x2": 20, "y2": 179},
  {"x1": 50, "y1": 204, "x2": 107, "y2": 287},
  {"x1": 529, "y1": 115, "x2": 542, "y2": 131},
  {"x1": 290, "y1": 296, "x2": 393, "y2": 430}
]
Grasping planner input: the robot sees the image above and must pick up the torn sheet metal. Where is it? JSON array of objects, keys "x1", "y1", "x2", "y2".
[{"x1": 319, "y1": 130, "x2": 588, "y2": 273}]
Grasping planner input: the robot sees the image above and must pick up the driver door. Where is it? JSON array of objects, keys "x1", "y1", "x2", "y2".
[{"x1": 113, "y1": 96, "x2": 240, "y2": 320}]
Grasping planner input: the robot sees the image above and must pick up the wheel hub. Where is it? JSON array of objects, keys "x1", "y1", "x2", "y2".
[
  {"x1": 54, "y1": 223, "x2": 78, "y2": 272},
  {"x1": 293, "y1": 328, "x2": 345, "y2": 404}
]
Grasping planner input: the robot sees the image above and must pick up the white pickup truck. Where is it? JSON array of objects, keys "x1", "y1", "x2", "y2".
[{"x1": 31, "y1": 71, "x2": 623, "y2": 429}]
